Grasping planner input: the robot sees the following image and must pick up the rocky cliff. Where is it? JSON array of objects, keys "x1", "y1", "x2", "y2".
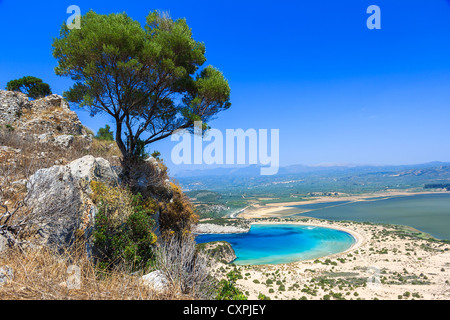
[
  {"x1": 0, "y1": 90, "x2": 92, "y2": 149},
  {"x1": 0, "y1": 90, "x2": 178, "y2": 255}
]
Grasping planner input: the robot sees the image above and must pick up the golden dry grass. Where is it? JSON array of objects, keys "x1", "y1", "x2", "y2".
[{"x1": 0, "y1": 245, "x2": 192, "y2": 300}]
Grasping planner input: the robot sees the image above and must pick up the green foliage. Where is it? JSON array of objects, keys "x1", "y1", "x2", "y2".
[
  {"x1": 151, "y1": 150, "x2": 161, "y2": 160},
  {"x1": 258, "y1": 293, "x2": 270, "y2": 300},
  {"x1": 128, "y1": 137, "x2": 149, "y2": 161},
  {"x1": 95, "y1": 124, "x2": 114, "y2": 141},
  {"x1": 424, "y1": 183, "x2": 450, "y2": 191},
  {"x1": 52, "y1": 10, "x2": 231, "y2": 161},
  {"x1": 216, "y1": 270, "x2": 248, "y2": 300},
  {"x1": 90, "y1": 181, "x2": 157, "y2": 270},
  {"x1": 6, "y1": 76, "x2": 52, "y2": 99}
]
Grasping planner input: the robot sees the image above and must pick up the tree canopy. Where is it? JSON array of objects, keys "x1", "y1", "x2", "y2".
[
  {"x1": 6, "y1": 76, "x2": 52, "y2": 99},
  {"x1": 52, "y1": 10, "x2": 231, "y2": 161}
]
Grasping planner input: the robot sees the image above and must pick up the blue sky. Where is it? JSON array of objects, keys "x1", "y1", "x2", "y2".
[{"x1": 1, "y1": 0, "x2": 450, "y2": 174}]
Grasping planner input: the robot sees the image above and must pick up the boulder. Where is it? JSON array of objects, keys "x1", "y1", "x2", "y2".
[
  {"x1": 25, "y1": 155, "x2": 119, "y2": 253},
  {"x1": 130, "y1": 157, "x2": 173, "y2": 200},
  {"x1": 0, "y1": 233, "x2": 9, "y2": 253},
  {"x1": 0, "y1": 266, "x2": 13, "y2": 286},
  {"x1": 54, "y1": 134, "x2": 74, "y2": 148},
  {"x1": 0, "y1": 90, "x2": 31, "y2": 124},
  {"x1": 141, "y1": 270, "x2": 169, "y2": 291}
]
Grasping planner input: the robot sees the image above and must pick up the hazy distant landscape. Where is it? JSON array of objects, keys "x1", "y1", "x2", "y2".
[{"x1": 178, "y1": 162, "x2": 450, "y2": 221}]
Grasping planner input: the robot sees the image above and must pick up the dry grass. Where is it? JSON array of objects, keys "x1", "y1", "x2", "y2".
[
  {"x1": 0, "y1": 244, "x2": 193, "y2": 300},
  {"x1": 0, "y1": 127, "x2": 122, "y2": 205},
  {"x1": 0, "y1": 127, "x2": 121, "y2": 173}
]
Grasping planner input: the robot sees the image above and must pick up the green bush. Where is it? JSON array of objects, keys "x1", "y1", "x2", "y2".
[
  {"x1": 216, "y1": 270, "x2": 248, "y2": 300},
  {"x1": 258, "y1": 293, "x2": 270, "y2": 300},
  {"x1": 6, "y1": 76, "x2": 52, "y2": 99},
  {"x1": 91, "y1": 181, "x2": 157, "y2": 270}
]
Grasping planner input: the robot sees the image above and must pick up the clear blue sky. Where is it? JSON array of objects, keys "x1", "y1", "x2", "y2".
[{"x1": 1, "y1": 0, "x2": 450, "y2": 174}]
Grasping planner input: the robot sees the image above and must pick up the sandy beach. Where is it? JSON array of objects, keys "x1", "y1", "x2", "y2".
[
  {"x1": 239, "y1": 190, "x2": 449, "y2": 219},
  {"x1": 211, "y1": 218, "x2": 450, "y2": 300}
]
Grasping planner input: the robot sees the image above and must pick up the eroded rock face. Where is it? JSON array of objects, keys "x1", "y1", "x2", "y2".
[
  {"x1": 0, "y1": 91, "x2": 31, "y2": 124},
  {"x1": 0, "y1": 90, "x2": 92, "y2": 149},
  {"x1": 127, "y1": 157, "x2": 174, "y2": 200},
  {"x1": 25, "y1": 156, "x2": 119, "y2": 253}
]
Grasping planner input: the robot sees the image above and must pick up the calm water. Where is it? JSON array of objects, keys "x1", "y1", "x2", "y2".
[
  {"x1": 294, "y1": 193, "x2": 450, "y2": 240},
  {"x1": 290, "y1": 201, "x2": 352, "y2": 210},
  {"x1": 195, "y1": 224, "x2": 355, "y2": 265}
]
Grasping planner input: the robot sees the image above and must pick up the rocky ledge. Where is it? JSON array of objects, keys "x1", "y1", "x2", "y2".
[{"x1": 192, "y1": 218, "x2": 250, "y2": 234}]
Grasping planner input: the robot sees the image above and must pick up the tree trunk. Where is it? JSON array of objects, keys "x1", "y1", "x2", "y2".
[{"x1": 115, "y1": 120, "x2": 127, "y2": 160}]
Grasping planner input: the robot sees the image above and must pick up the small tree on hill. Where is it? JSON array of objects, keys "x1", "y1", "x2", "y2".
[
  {"x1": 95, "y1": 124, "x2": 114, "y2": 141},
  {"x1": 6, "y1": 76, "x2": 52, "y2": 99}
]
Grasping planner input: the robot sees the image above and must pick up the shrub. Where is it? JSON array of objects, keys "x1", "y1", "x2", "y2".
[
  {"x1": 91, "y1": 181, "x2": 157, "y2": 270},
  {"x1": 151, "y1": 150, "x2": 161, "y2": 160},
  {"x1": 155, "y1": 234, "x2": 216, "y2": 299},
  {"x1": 216, "y1": 270, "x2": 247, "y2": 300},
  {"x1": 159, "y1": 180, "x2": 198, "y2": 237},
  {"x1": 258, "y1": 293, "x2": 270, "y2": 300}
]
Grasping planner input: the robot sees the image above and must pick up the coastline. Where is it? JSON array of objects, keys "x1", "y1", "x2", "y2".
[
  {"x1": 238, "y1": 190, "x2": 450, "y2": 219},
  {"x1": 211, "y1": 218, "x2": 450, "y2": 300},
  {"x1": 197, "y1": 191, "x2": 450, "y2": 300}
]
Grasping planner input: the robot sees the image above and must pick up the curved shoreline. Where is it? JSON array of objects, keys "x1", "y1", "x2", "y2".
[
  {"x1": 248, "y1": 220, "x2": 364, "y2": 263},
  {"x1": 196, "y1": 219, "x2": 365, "y2": 265}
]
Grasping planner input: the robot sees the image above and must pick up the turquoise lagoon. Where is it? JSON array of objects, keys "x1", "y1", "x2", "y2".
[{"x1": 195, "y1": 224, "x2": 355, "y2": 265}]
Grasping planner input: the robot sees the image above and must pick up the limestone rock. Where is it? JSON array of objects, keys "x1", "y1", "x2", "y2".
[
  {"x1": 25, "y1": 155, "x2": 119, "y2": 252},
  {"x1": 0, "y1": 233, "x2": 9, "y2": 253},
  {"x1": 141, "y1": 270, "x2": 169, "y2": 291},
  {"x1": 0, "y1": 90, "x2": 92, "y2": 149},
  {"x1": 0, "y1": 266, "x2": 13, "y2": 286},
  {"x1": 54, "y1": 134, "x2": 74, "y2": 148},
  {"x1": 129, "y1": 157, "x2": 173, "y2": 200},
  {"x1": 0, "y1": 90, "x2": 31, "y2": 124}
]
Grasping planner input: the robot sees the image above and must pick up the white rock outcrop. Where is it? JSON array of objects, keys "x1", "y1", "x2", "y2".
[
  {"x1": 141, "y1": 270, "x2": 169, "y2": 291},
  {"x1": 25, "y1": 155, "x2": 119, "y2": 252}
]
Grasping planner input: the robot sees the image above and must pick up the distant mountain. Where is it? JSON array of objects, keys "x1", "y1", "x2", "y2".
[{"x1": 174, "y1": 161, "x2": 450, "y2": 178}]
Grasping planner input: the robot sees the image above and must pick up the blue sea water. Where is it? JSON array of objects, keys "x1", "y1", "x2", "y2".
[
  {"x1": 195, "y1": 224, "x2": 355, "y2": 265},
  {"x1": 294, "y1": 193, "x2": 450, "y2": 240}
]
